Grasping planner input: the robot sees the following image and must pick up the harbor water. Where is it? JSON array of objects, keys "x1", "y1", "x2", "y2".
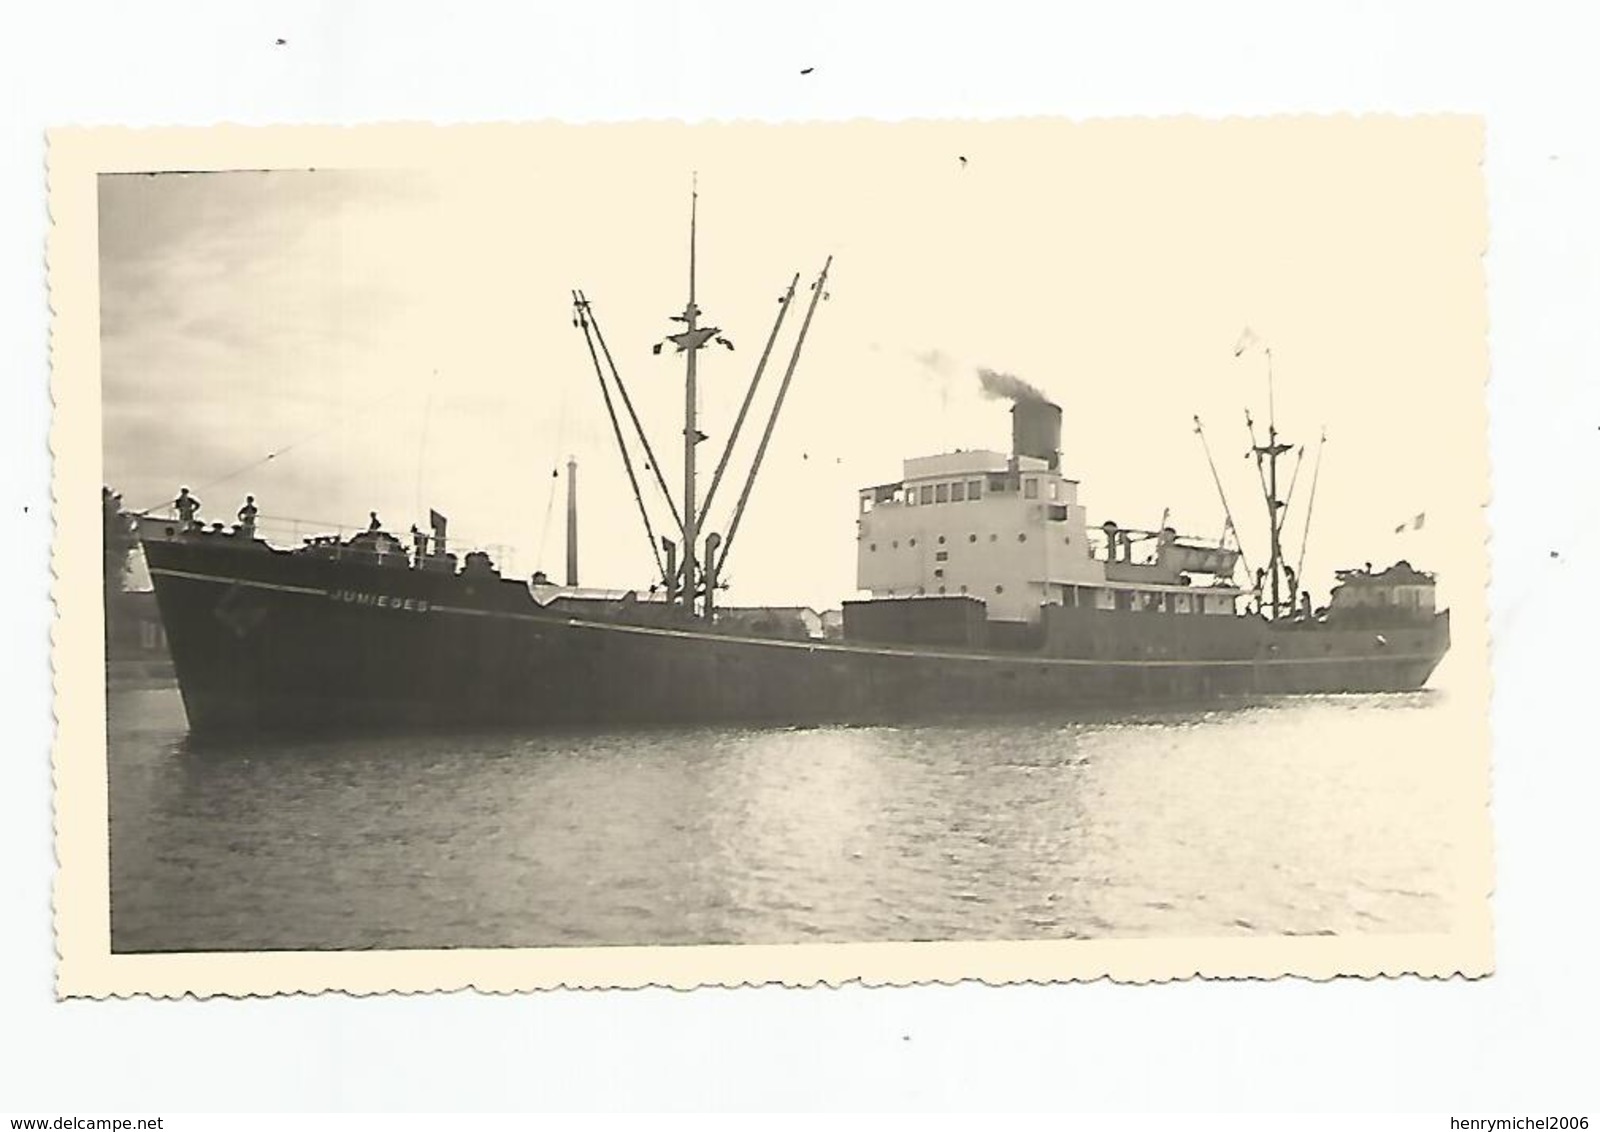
[{"x1": 107, "y1": 684, "x2": 1483, "y2": 953}]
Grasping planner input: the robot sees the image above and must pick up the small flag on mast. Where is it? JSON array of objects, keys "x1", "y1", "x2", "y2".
[
  {"x1": 1233, "y1": 326, "x2": 1261, "y2": 357},
  {"x1": 1393, "y1": 512, "x2": 1426, "y2": 534}
]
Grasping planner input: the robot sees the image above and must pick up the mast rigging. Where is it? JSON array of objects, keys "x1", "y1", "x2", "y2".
[
  {"x1": 1192, "y1": 415, "x2": 1253, "y2": 581},
  {"x1": 572, "y1": 180, "x2": 827, "y2": 613},
  {"x1": 697, "y1": 273, "x2": 801, "y2": 529},
  {"x1": 1244, "y1": 345, "x2": 1293, "y2": 621},
  {"x1": 1293, "y1": 428, "x2": 1328, "y2": 610},
  {"x1": 717, "y1": 257, "x2": 833, "y2": 581},
  {"x1": 572, "y1": 290, "x2": 667, "y2": 582},
  {"x1": 580, "y1": 290, "x2": 685, "y2": 535}
]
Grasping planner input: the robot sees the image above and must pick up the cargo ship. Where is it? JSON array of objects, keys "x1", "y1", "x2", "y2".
[{"x1": 132, "y1": 194, "x2": 1449, "y2": 739}]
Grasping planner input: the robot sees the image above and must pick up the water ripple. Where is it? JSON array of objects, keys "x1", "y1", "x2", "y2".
[{"x1": 108, "y1": 687, "x2": 1474, "y2": 952}]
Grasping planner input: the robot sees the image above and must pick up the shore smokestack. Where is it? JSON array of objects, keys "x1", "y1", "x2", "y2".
[
  {"x1": 565, "y1": 456, "x2": 579, "y2": 587},
  {"x1": 1011, "y1": 400, "x2": 1063, "y2": 471}
]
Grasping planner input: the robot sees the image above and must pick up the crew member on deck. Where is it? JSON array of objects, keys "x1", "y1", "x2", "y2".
[
  {"x1": 410, "y1": 524, "x2": 428, "y2": 562},
  {"x1": 174, "y1": 487, "x2": 200, "y2": 530},
  {"x1": 237, "y1": 495, "x2": 258, "y2": 537},
  {"x1": 369, "y1": 511, "x2": 382, "y2": 532}
]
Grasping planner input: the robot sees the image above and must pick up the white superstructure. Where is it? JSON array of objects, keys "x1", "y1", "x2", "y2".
[{"x1": 855, "y1": 402, "x2": 1245, "y2": 624}]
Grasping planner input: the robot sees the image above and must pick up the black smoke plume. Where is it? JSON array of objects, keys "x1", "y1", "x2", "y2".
[{"x1": 977, "y1": 366, "x2": 1049, "y2": 405}]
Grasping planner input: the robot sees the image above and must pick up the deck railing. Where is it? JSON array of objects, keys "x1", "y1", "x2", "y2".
[{"x1": 133, "y1": 509, "x2": 523, "y2": 578}]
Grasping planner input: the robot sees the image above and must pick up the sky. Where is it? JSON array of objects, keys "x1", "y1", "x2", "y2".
[{"x1": 97, "y1": 119, "x2": 1488, "y2": 623}]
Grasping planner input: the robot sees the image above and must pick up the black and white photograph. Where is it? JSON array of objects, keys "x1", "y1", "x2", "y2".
[{"x1": 54, "y1": 118, "x2": 1492, "y2": 993}]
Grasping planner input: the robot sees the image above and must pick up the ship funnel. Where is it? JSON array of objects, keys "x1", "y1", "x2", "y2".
[{"x1": 1011, "y1": 400, "x2": 1062, "y2": 471}]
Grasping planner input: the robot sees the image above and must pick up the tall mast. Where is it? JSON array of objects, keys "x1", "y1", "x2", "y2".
[
  {"x1": 1250, "y1": 347, "x2": 1292, "y2": 620},
  {"x1": 662, "y1": 176, "x2": 726, "y2": 615},
  {"x1": 1267, "y1": 425, "x2": 1282, "y2": 619},
  {"x1": 1267, "y1": 348, "x2": 1280, "y2": 619},
  {"x1": 683, "y1": 180, "x2": 700, "y2": 613}
]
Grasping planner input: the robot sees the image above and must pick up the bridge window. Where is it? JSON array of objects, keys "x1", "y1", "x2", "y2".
[
  {"x1": 968, "y1": 480, "x2": 982, "y2": 500},
  {"x1": 919, "y1": 485, "x2": 934, "y2": 505},
  {"x1": 950, "y1": 482, "x2": 965, "y2": 502},
  {"x1": 935, "y1": 483, "x2": 949, "y2": 503},
  {"x1": 1024, "y1": 478, "x2": 1039, "y2": 499}
]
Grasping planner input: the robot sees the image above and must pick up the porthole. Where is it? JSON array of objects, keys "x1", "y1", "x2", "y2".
[
  {"x1": 968, "y1": 534, "x2": 977, "y2": 543},
  {"x1": 869, "y1": 542, "x2": 877, "y2": 552},
  {"x1": 1018, "y1": 533, "x2": 1027, "y2": 543},
  {"x1": 909, "y1": 537, "x2": 917, "y2": 547},
  {"x1": 989, "y1": 533, "x2": 998, "y2": 543},
  {"x1": 892, "y1": 540, "x2": 899, "y2": 549},
  {"x1": 937, "y1": 535, "x2": 946, "y2": 545},
  {"x1": 995, "y1": 584, "x2": 1005, "y2": 594}
]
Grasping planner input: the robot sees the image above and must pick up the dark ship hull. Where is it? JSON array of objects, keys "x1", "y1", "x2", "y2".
[{"x1": 142, "y1": 533, "x2": 1450, "y2": 741}]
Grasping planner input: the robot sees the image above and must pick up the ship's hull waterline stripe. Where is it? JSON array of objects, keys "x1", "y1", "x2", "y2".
[{"x1": 149, "y1": 565, "x2": 1445, "y2": 672}]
